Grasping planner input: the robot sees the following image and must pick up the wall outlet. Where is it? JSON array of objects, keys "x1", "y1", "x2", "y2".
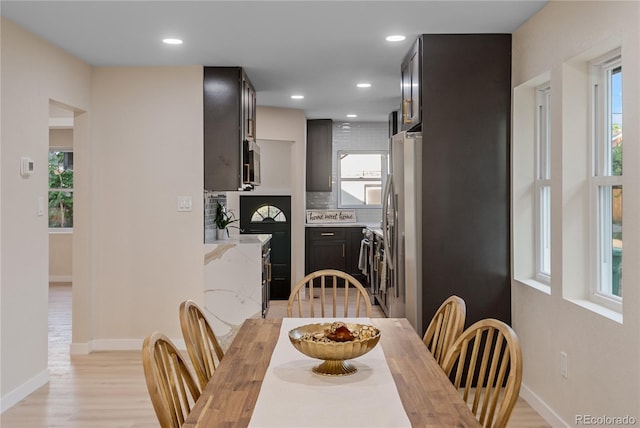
[{"x1": 560, "y1": 351, "x2": 568, "y2": 378}]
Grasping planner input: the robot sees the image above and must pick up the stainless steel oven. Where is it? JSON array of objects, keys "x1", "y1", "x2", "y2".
[{"x1": 372, "y1": 229, "x2": 389, "y2": 316}]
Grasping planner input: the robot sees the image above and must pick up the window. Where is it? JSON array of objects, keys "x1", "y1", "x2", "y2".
[
  {"x1": 590, "y1": 49, "x2": 622, "y2": 308},
  {"x1": 48, "y1": 150, "x2": 74, "y2": 228},
  {"x1": 250, "y1": 205, "x2": 287, "y2": 222},
  {"x1": 337, "y1": 151, "x2": 387, "y2": 208},
  {"x1": 535, "y1": 83, "x2": 551, "y2": 282}
]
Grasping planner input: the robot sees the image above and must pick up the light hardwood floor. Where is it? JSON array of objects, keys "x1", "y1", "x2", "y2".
[{"x1": 0, "y1": 284, "x2": 550, "y2": 427}]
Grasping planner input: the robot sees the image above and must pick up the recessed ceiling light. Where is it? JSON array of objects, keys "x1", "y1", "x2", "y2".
[
  {"x1": 291, "y1": 95, "x2": 304, "y2": 99},
  {"x1": 386, "y1": 35, "x2": 406, "y2": 42},
  {"x1": 347, "y1": 114, "x2": 357, "y2": 118},
  {"x1": 162, "y1": 38, "x2": 183, "y2": 45},
  {"x1": 357, "y1": 83, "x2": 372, "y2": 88}
]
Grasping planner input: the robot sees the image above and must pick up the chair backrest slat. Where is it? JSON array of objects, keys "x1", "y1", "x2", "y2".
[
  {"x1": 142, "y1": 332, "x2": 201, "y2": 428},
  {"x1": 287, "y1": 269, "x2": 372, "y2": 318},
  {"x1": 179, "y1": 300, "x2": 224, "y2": 390},
  {"x1": 441, "y1": 318, "x2": 523, "y2": 428},
  {"x1": 423, "y1": 295, "x2": 466, "y2": 368}
]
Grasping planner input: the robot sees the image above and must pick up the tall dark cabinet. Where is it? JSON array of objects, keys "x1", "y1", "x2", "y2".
[
  {"x1": 306, "y1": 119, "x2": 333, "y2": 192},
  {"x1": 414, "y1": 34, "x2": 511, "y2": 332},
  {"x1": 204, "y1": 67, "x2": 256, "y2": 191}
]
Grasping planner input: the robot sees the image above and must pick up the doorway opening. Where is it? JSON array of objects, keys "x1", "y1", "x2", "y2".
[
  {"x1": 240, "y1": 195, "x2": 291, "y2": 299},
  {"x1": 48, "y1": 100, "x2": 75, "y2": 363}
]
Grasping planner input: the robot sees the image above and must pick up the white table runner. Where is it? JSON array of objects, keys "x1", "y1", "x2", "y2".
[{"x1": 248, "y1": 318, "x2": 412, "y2": 428}]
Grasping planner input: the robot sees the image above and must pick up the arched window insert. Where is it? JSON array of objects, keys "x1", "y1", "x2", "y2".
[{"x1": 250, "y1": 205, "x2": 287, "y2": 223}]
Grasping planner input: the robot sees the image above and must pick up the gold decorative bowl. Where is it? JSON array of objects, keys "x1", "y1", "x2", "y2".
[{"x1": 288, "y1": 322, "x2": 381, "y2": 376}]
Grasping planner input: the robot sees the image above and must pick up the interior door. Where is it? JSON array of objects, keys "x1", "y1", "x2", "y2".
[{"x1": 240, "y1": 195, "x2": 291, "y2": 300}]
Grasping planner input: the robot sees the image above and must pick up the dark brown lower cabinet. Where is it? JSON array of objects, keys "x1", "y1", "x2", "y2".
[{"x1": 305, "y1": 227, "x2": 366, "y2": 285}]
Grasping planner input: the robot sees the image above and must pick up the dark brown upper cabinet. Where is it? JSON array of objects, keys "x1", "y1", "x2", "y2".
[
  {"x1": 400, "y1": 38, "x2": 421, "y2": 132},
  {"x1": 204, "y1": 66, "x2": 257, "y2": 191},
  {"x1": 306, "y1": 119, "x2": 333, "y2": 192}
]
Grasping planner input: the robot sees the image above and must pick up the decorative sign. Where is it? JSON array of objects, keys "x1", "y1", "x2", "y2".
[{"x1": 306, "y1": 210, "x2": 357, "y2": 224}]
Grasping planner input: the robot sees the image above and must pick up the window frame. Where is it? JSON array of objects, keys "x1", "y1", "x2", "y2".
[
  {"x1": 534, "y1": 83, "x2": 551, "y2": 284},
  {"x1": 589, "y1": 49, "x2": 622, "y2": 311},
  {"x1": 336, "y1": 150, "x2": 388, "y2": 209},
  {"x1": 48, "y1": 149, "x2": 74, "y2": 232}
]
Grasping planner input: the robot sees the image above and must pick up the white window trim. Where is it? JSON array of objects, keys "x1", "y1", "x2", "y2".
[
  {"x1": 588, "y1": 49, "x2": 622, "y2": 312},
  {"x1": 48, "y1": 148, "x2": 74, "y2": 231},
  {"x1": 337, "y1": 150, "x2": 388, "y2": 209},
  {"x1": 49, "y1": 227, "x2": 73, "y2": 234},
  {"x1": 534, "y1": 83, "x2": 551, "y2": 284}
]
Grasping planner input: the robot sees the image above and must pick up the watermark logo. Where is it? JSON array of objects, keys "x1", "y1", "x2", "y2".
[{"x1": 576, "y1": 415, "x2": 637, "y2": 426}]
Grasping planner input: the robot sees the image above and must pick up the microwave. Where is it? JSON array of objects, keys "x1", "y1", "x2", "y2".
[{"x1": 243, "y1": 139, "x2": 260, "y2": 187}]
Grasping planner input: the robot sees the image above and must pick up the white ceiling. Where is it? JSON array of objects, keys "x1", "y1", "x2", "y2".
[{"x1": 2, "y1": 1, "x2": 547, "y2": 123}]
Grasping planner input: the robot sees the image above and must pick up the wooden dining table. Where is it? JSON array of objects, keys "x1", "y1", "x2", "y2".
[{"x1": 183, "y1": 318, "x2": 481, "y2": 427}]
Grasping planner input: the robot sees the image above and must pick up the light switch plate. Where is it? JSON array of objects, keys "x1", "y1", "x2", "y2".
[
  {"x1": 560, "y1": 351, "x2": 568, "y2": 378},
  {"x1": 21, "y1": 157, "x2": 34, "y2": 177},
  {"x1": 37, "y1": 196, "x2": 44, "y2": 216},
  {"x1": 177, "y1": 196, "x2": 192, "y2": 212}
]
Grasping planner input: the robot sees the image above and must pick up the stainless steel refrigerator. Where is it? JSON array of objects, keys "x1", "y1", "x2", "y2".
[{"x1": 381, "y1": 131, "x2": 422, "y2": 332}]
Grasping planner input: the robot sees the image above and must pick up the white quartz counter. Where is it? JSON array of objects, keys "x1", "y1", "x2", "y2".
[
  {"x1": 205, "y1": 233, "x2": 271, "y2": 246},
  {"x1": 203, "y1": 234, "x2": 271, "y2": 347}
]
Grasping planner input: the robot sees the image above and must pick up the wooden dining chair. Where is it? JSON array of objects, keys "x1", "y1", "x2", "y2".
[
  {"x1": 179, "y1": 300, "x2": 225, "y2": 389},
  {"x1": 423, "y1": 295, "x2": 466, "y2": 367},
  {"x1": 287, "y1": 269, "x2": 372, "y2": 318},
  {"x1": 142, "y1": 332, "x2": 201, "y2": 428},
  {"x1": 440, "y1": 318, "x2": 523, "y2": 428}
]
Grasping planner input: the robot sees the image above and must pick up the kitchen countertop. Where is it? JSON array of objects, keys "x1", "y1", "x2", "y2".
[
  {"x1": 370, "y1": 227, "x2": 384, "y2": 238},
  {"x1": 305, "y1": 222, "x2": 381, "y2": 229},
  {"x1": 204, "y1": 234, "x2": 271, "y2": 264},
  {"x1": 205, "y1": 233, "x2": 271, "y2": 246}
]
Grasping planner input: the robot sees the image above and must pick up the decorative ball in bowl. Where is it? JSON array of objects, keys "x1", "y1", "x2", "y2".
[{"x1": 288, "y1": 321, "x2": 381, "y2": 376}]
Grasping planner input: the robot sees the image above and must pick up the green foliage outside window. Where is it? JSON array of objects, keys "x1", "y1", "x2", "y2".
[
  {"x1": 49, "y1": 151, "x2": 73, "y2": 228},
  {"x1": 612, "y1": 123, "x2": 622, "y2": 176}
]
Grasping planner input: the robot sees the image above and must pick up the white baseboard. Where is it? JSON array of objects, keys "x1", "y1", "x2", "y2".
[
  {"x1": 93, "y1": 339, "x2": 144, "y2": 351},
  {"x1": 70, "y1": 341, "x2": 93, "y2": 355},
  {"x1": 0, "y1": 369, "x2": 49, "y2": 413},
  {"x1": 49, "y1": 275, "x2": 72, "y2": 283},
  {"x1": 72, "y1": 338, "x2": 187, "y2": 353},
  {"x1": 520, "y1": 382, "x2": 570, "y2": 428}
]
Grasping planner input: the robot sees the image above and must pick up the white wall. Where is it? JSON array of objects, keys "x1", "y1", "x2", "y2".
[
  {"x1": 256, "y1": 138, "x2": 294, "y2": 194},
  {"x1": 0, "y1": 17, "x2": 92, "y2": 410},
  {"x1": 512, "y1": 2, "x2": 639, "y2": 425},
  {"x1": 255, "y1": 106, "x2": 306, "y2": 286},
  {"x1": 86, "y1": 66, "x2": 203, "y2": 346},
  {"x1": 49, "y1": 233, "x2": 72, "y2": 281},
  {"x1": 1, "y1": 18, "x2": 205, "y2": 410}
]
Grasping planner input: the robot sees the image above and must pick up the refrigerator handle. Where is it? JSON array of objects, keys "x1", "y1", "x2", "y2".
[{"x1": 382, "y1": 174, "x2": 394, "y2": 270}]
